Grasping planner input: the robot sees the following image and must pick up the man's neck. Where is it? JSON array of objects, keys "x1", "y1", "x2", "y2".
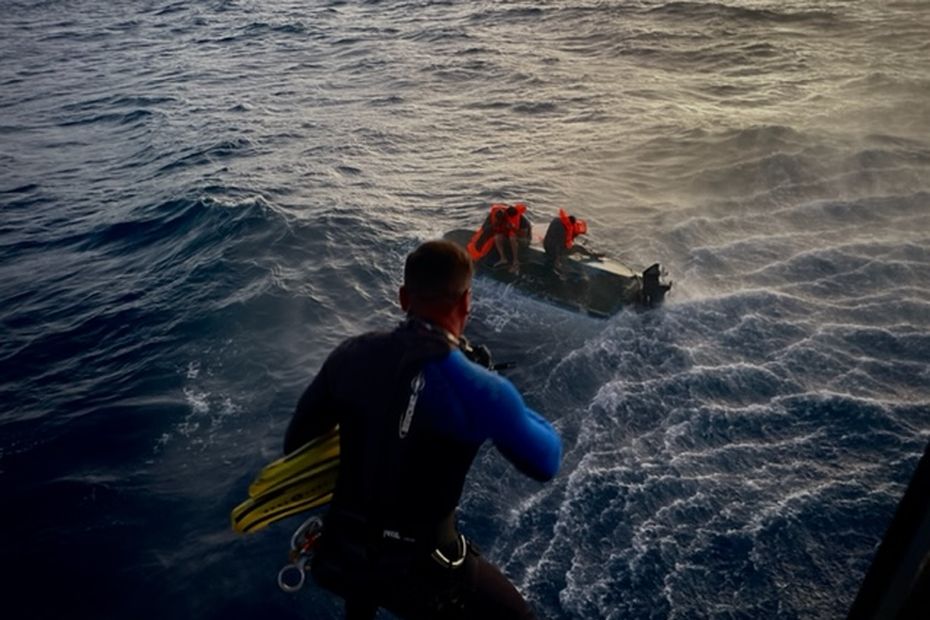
[{"x1": 407, "y1": 314, "x2": 460, "y2": 345}]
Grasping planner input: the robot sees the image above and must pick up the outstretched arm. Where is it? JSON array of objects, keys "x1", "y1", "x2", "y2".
[
  {"x1": 435, "y1": 350, "x2": 562, "y2": 481},
  {"x1": 481, "y1": 379, "x2": 561, "y2": 481}
]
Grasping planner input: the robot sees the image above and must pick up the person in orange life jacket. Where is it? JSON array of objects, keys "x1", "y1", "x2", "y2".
[
  {"x1": 285, "y1": 240, "x2": 561, "y2": 620},
  {"x1": 466, "y1": 203, "x2": 531, "y2": 273},
  {"x1": 542, "y1": 209, "x2": 599, "y2": 272}
]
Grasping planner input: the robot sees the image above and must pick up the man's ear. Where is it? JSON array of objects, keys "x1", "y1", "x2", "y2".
[
  {"x1": 399, "y1": 285, "x2": 410, "y2": 312},
  {"x1": 459, "y1": 287, "x2": 471, "y2": 317}
]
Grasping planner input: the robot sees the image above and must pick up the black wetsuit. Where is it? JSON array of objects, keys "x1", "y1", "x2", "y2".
[{"x1": 285, "y1": 320, "x2": 561, "y2": 620}]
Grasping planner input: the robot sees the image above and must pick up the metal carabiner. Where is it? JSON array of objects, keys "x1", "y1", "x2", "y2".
[
  {"x1": 277, "y1": 515, "x2": 324, "y2": 593},
  {"x1": 277, "y1": 555, "x2": 310, "y2": 593},
  {"x1": 290, "y1": 515, "x2": 323, "y2": 551}
]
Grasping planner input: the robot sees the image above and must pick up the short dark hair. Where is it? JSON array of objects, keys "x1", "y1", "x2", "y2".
[
  {"x1": 506, "y1": 206, "x2": 518, "y2": 217},
  {"x1": 404, "y1": 240, "x2": 473, "y2": 302}
]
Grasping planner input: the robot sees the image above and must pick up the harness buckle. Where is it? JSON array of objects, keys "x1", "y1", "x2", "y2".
[{"x1": 430, "y1": 534, "x2": 467, "y2": 569}]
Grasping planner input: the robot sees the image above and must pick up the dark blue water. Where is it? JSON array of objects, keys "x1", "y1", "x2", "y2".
[{"x1": 2, "y1": 1, "x2": 929, "y2": 618}]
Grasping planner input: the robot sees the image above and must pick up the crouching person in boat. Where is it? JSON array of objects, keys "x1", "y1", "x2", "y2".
[
  {"x1": 543, "y1": 209, "x2": 600, "y2": 274},
  {"x1": 466, "y1": 203, "x2": 531, "y2": 273},
  {"x1": 285, "y1": 239, "x2": 562, "y2": 619}
]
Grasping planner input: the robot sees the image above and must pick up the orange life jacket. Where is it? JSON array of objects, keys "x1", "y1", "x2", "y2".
[
  {"x1": 510, "y1": 203, "x2": 529, "y2": 238},
  {"x1": 466, "y1": 203, "x2": 528, "y2": 260},
  {"x1": 490, "y1": 203, "x2": 526, "y2": 235},
  {"x1": 558, "y1": 208, "x2": 587, "y2": 249}
]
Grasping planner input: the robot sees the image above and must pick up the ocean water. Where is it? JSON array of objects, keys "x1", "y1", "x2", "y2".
[{"x1": 2, "y1": 1, "x2": 929, "y2": 618}]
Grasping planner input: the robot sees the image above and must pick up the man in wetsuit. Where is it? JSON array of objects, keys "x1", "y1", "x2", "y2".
[{"x1": 284, "y1": 240, "x2": 562, "y2": 619}]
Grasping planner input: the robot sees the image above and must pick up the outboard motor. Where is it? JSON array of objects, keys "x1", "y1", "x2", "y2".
[{"x1": 641, "y1": 263, "x2": 671, "y2": 307}]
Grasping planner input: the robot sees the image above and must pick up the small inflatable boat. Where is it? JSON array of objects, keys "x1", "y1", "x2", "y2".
[{"x1": 443, "y1": 228, "x2": 671, "y2": 318}]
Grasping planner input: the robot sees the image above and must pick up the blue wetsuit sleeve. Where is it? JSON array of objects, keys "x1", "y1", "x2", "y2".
[{"x1": 427, "y1": 350, "x2": 562, "y2": 481}]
